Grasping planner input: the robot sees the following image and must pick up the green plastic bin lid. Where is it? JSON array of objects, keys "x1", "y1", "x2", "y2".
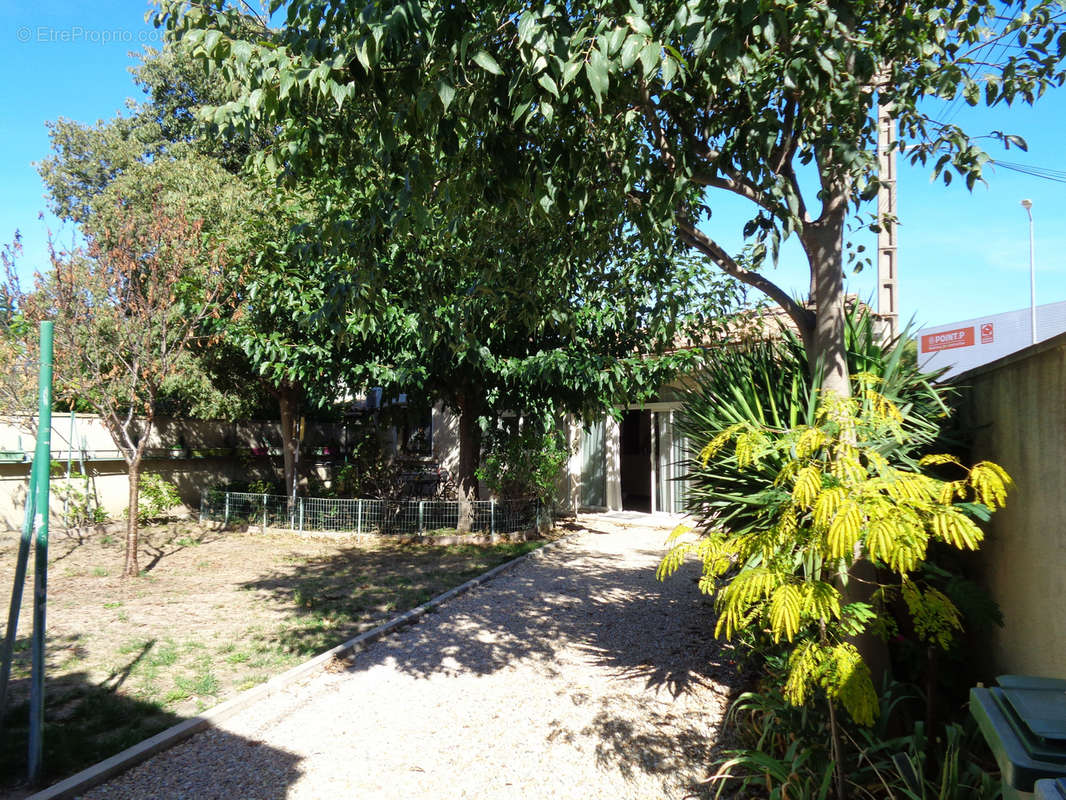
[
  {"x1": 999, "y1": 676, "x2": 1066, "y2": 743},
  {"x1": 1000, "y1": 675, "x2": 1066, "y2": 692},
  {"x1": 1035, "y1": 777, "x2": 1066, "y2": 799},
  {"x1": 972, "y1": 685, "x2": 1066, "y2": 791}
]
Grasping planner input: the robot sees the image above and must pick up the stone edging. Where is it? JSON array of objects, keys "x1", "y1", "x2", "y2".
[{"x1": 26, "y1": 532, "x2": 577, "y2": 800}]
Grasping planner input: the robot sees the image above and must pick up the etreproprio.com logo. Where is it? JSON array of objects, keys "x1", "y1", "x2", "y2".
[{"x1": 16, "y1": 25, "x2": 164, "y2": 45}]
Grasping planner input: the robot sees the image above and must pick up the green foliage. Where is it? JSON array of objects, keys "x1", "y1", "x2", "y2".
[
  {"x1": 155, "y1": 352, "x2": 274, "y2": 420},
  {"x1": 476, "y1": 425, "x2": 568, "y2": 505},
  {"x1": 37, "y1": 43, "x2": 338, "y2": 428},
  {"x1": 712, "y1": 681, "x2": 1002, "y2": 799},
  {"x1": 136, "y1": 474, "x2": 183, "y2": 523},
  {"x1": 660, "y1": 387, "x2": 1011, "y2": 726},
  {"x1": 157, "y1": 0, "x2": 1066, "y2": 237},
  {"x1": 679, "y1": 309, "x2": 950, "y2": 532},
  {"x1": 330, "y1": 428, "x2": 409, "y2": 501},
  {"x1": 247, "y1": 479, "x2": 279, "y2": 495},
  {"x1": 85, "y1": 37, "x2": 748, "y2": 508},
  {"x1": 155, "y1": 0, "x2": 1066, "y2": 408}
]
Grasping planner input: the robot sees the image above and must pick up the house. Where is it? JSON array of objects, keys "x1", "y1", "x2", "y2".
[{"x1": 430, "y1": 298, "x2": 890, "y2": 517}]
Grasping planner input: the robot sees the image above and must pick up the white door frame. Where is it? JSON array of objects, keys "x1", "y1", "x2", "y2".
[{"x1": 612, "y1": 403, "x2": 682, "y2": 513}]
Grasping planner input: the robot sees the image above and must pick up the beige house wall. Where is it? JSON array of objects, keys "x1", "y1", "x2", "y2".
[
  {"x1": 960, "y1": 332, "x2": 1066, "y2": 678},
  {"x1": 425, "y1": 398, "x2": 692, "y2": 514},
  {"x1": 0, "y1": 414, "x2": 344, "y2": 530},
  {"x1": 430, "y1": 405, "x2": 460, "y2": 478},
  {"x1": 0, "y1": 458, "x2": 284, "y2": 531}
]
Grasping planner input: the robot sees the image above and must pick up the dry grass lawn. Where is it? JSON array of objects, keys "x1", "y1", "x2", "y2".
[{"x1": 0, "y1": 521, "x2": 556, "y2": 796}]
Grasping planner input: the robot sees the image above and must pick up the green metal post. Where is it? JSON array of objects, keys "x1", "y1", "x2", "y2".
[
  {"x1": 28, "y1": 321, "x2": 54, "y2": 783},
  {"x1": 491, "y1": 500, "x2": 496, "y2": 536},
  {"x1": 418, "y1": 501, "x2": 425, "y2": 534}
]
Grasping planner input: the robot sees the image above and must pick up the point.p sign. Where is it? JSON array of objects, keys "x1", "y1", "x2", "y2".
[
  {"x1": 980, "y1": 322, "x2": 994, "y2": 344},
  {"x1": 921, "y1": 326, "x2": 974, "y2": 353}
]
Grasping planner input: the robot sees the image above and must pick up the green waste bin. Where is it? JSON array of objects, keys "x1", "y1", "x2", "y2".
[
  {"x1": 1035, "y1": 778, "x2": 1066, "y2": 799},
  {"x1": 971, "y1": 675, "x2": 1066, "y2": 800}
]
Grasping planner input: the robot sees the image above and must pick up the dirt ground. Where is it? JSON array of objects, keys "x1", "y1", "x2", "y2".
[{"x1": 0, "y1": 521, "x2": 554, "y2": 795}]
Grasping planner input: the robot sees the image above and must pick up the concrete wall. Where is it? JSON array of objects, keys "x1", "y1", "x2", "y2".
[
  {"x1": 0, "y1": 457, "x2": 284, "y2": 531},
  {"x1": 0, "y1": 414, "x2": 345, "y2": 530},
  {"x1": 958, "y1": 332, "x2": 1066, "y2": 677},
  {"x1": 0, "y1": 414, "x2": 347, "y2": 459}
]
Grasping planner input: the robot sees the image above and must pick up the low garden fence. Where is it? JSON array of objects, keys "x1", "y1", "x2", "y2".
[{"x1": 200, "y1": 490, "x2": 551, "y2": 536}]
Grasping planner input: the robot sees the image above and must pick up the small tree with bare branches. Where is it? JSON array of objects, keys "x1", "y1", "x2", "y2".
[
  {"x1": 0, "y1": 236, "x2": 40, "y2": 425},
  {"x1": 17, "y1": 204, "x2": 239, "y2": 576}
]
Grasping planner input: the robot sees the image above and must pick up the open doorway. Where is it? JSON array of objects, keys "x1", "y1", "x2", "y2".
[{"x1": 619, "y1": 410, "x2": 651, "y2": 511}]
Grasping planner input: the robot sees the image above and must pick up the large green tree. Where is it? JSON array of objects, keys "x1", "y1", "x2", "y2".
[
  {"x1": 330, "y1": 206, "x2": 740, "y2": 522},
  {"x1": 156, "y1": 0, "x2": 1066, "y2": 402},
  {"x1": 143, "y1": 8, "x2": 750, "y2": 520}
]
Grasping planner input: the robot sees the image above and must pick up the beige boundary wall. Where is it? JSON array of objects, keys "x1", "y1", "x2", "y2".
[
  {"x1": 958, "y1": 332, "x2": 1066, "y2": 678},
  {"x1": 0, "y1": 414, "x2": 344, "y2": 531}
]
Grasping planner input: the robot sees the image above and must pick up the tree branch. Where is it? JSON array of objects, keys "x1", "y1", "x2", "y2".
[
  {"x1": 690, "y1": 169, "x2": 783, "y2": 216},
  {"x1": 772, "y1": 98, "x2": 810, "y2": 223},
  {"x1": 639, "y1": 79, "x2": 676, "y2": 174},
  {"x1": 676, "y1": 220, "x2": 813, "y2": 334}
]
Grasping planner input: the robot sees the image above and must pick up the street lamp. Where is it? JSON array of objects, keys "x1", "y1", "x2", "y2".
[{"x1": 1021, "y1": 199, "x2": 1036, "y2": 344}]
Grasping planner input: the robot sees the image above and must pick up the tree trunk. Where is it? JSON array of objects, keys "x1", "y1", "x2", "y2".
[
  {"x1": 800, "y1": 212, "x2": 850, "y2": 399},
  {"x1": 455, "y1": 394, "x2": 482, "y2": 533},
  {"x1": 124, "y1": 457, "x2": 141, "y2": 577},
  {"x1": 277, "y1": 382, "x2": 300, "y2": 507}
]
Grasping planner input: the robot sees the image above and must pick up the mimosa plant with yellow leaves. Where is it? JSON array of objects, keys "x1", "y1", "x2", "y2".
[{"x1": 659, "y1": 376, "x2": 1012, "y2": 733}]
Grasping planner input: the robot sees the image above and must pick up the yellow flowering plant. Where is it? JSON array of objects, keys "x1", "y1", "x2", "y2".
[{"x1": 659, "y1": 378, "x2": 1011, "y2": 727}]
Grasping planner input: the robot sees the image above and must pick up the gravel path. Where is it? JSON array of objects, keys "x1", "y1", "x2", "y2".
[{"x1": 80, "y1": 519, "x2": 741, "y2": 800}]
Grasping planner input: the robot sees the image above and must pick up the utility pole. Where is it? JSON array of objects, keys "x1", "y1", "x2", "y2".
[
  {"x1": 1021, "y1": 198, "x2": 1036, "y2": 344},
  {"x1": 876, "y1": 76, "x2": 899, "y2": 340}
]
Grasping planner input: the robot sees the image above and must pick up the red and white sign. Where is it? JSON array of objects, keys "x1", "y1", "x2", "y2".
[
  {"x1": 921, "y1": 326, "x2": 975, "y2": 353},
  {"x1": 980, "y1": 322, "x2": 994, "y2": 344}
]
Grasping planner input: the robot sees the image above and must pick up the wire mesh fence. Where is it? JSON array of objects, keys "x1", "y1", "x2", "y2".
[{"x1": 200, "y1": 491, "x2": 551, "y2": 536}]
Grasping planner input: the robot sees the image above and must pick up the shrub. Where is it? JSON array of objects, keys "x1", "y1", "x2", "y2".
[
  {"x1": 136, "y1": 473, "x2": 183, "y2": 523},
  {"x1": 661, "y1": 311, "x2": 1011, "y2": 799},
  {"x1": 677, "y1": 307, "x2": 951, "y2": 535},
  {"x1": 661, "y1": 390, "x2": 1010, "y2": 726},
  {"x1": 247, "y1": 478, "x2": 280, "y2": 495},
  {"x1": 710, "y1": 679, "x2": 1001, "y2": 799},
  {"x1": 477, "y1": 426, "x2": 567, "y2": 505},
  {"x1": 332, "y1": 435, "x2": 408, "y2": 500}
]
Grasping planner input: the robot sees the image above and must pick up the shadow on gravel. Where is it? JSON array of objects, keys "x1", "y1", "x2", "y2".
[
  {"x1": 72, "y1": 727, "x2": 304, "y2": 800},
  {"x1": 249, "y1": 532, "x2": 740, "y2": 696},
  {"x1": 235, "y1": 529, "x2": 745, "y2": 795},
  {"x1": 0, "y1": 648, "x2": 303, "y2": 799},
  {"x1": 374, "y1": 544, "x2": 735, "y2": 693},
  {"x1": 590, "y1": 712, "x2": 718, "y2": 798}
]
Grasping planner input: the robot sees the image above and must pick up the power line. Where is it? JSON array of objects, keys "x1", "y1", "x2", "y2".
[{"x1": 990, "y1": 160, "x2": 1066, "y2": 184}]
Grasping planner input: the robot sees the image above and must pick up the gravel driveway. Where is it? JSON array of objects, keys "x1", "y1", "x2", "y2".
[{"x1": 80, "y1": 519, "x2": 741, "y2": 800}]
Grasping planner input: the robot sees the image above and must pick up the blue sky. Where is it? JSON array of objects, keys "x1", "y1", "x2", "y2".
[{"x1": 1, "y1": 1, "x2": 1064, "y2": 331}]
